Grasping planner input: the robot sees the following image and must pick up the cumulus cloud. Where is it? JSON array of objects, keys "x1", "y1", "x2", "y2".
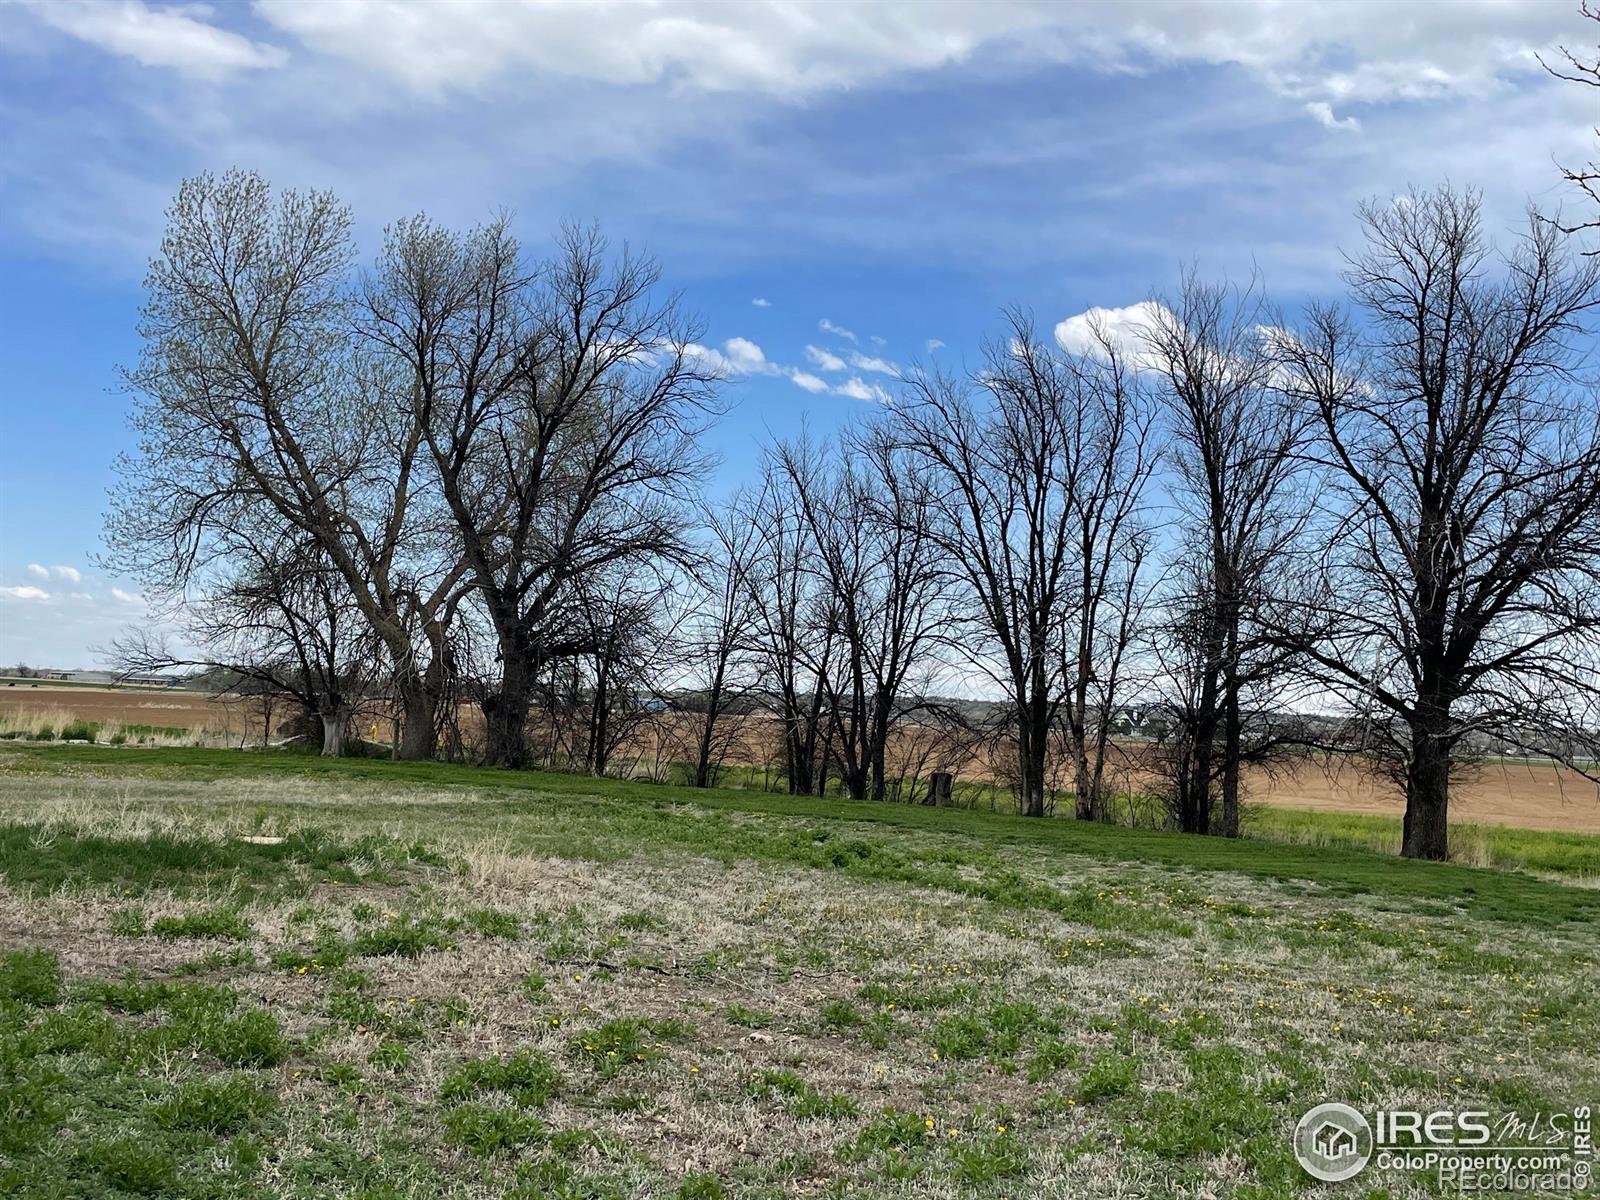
[
  {"x1": 751, "y1": 297, "x2": 771, "y2": 307},
  {"x1": 0, "y1": 586, "x2": 50, "y2": 601},
  {"x1": 1054, "y1": 300, "x2": 1172, "y2": 366},
  {"x1": 926, "y1": 339, "x2": 946, "y2": 352},
  {"x1": 51, "y1": 565, "x2": 82, "y2": 583},
  {"x1": 804, "y1": 344, "x2": 848, "y2": 372},
  {"x1": 26, "y1": 564, "x2": 48, "y2": 579},
  {"x1": 848, "y1": 351, "x2": 900, "y2": 377},
  {"x1": 110, "y1": 587, "x2": 143, "y2": 604},
  {"x1": 818, "y1": 318, "x2": 857, "y2": 343},
  {"x1": 685, "y1": 336, "x2": 773, "y2": 376},
  {"x1": 22, "y1": 0, "x2": 287, "y2": 79},
  {"x1": 1304, "y1": 101, "x2": 1361, "y2": 132},
  {"x1": 834, "y1": 376, "x2": 891, "y2": 403},
  {"x1": 788, "y1": 370, "x2": 830, "y2": 393}
]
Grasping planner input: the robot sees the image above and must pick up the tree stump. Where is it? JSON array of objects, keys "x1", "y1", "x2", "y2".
[{"x1": 925, "y1": 771, "x2": 953, "y2": 806}]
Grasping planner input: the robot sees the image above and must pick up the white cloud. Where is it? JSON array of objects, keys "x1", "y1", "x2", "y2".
[
  {"x1": 788, "y1": 370, "x2": 830, "y2": 393},
  {"x1": 720, "y1": 336, "x2": 769, "y2": 374},
  {"x1": 0, "y1": 586, "x2": 50, "y2": 601},
  {"x1": 685, "y1": 336, "x2": 772, "y2": 376},
  {"x1": 1304, "y1": 101, "x2": 1361, "y2": 132},
  {"x1": 111, "y1": 587, "x2": 143, "y2": 604},
  {"x1": 50, "y1": 565, "x2": 82, "y2": 583},
  {"x1": 751, "y1": 297, "x2": 771, "y2": 307},
  {"x1": 848, "y1": 351, "x2": 900, "y2": 377},
  {"x1": 22, "y1": 0, "x2": 287, "y2": 79},
  {"x1": 229, "y1": 1, "x2": 1567, "y2": 114},
  {"x1": 26, "y1": 564, "x2": 48, "y2": 579},
  {"x1": 1054, "y1": 300, "x2": 1172, "y2": 365},
  {"x1": 834, "y1": 376, "x2": 891, "y2": 403},
  {"x1": 804, "y1": 344, "x2": 848, "y2": 372},
  {"x1": 926, "y1": 339, "x2": 946, "y2": 352},
  {"x1": 818, "y1": 318, "x2": 858, "y2": 343}
]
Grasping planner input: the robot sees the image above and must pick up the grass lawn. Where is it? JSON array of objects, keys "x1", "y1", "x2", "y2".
[{"x1": 0, "y1": 745, "x2": 1595, "y2": 1198}]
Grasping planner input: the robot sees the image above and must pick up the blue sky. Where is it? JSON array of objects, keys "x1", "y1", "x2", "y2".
[{"x1": 1, "y1": 0, "x2": 1596, "y2": 666}]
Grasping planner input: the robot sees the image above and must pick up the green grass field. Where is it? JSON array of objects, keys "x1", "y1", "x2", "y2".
[{"x1": 0, "y1": 745, "x2": 1596, "y2": 1198}]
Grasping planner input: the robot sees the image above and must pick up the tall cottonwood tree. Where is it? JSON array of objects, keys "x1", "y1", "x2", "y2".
[
  {"x1": 1279, "y1": 188, "x2": 1600, "y2": 860},
  {"x1": 684, "y1": 496, "x2": 763, "y2": 788},
  {"x1": 890, "y1": 314, "x2": 1089, "y2": 817},
  {"x1": 106, "y1": 170, "x2": 465, "y2": 760},
  {"x1": 745, "y1": 465, "x2": 837, "y2": 796},
  {"x1": 1142, "y1": 276, "x2": 1311, "y2": 837},
  {"x1": 366, "y1": 217, "x2": 720, "y2": 769},
  {"x1": 1055, "y1": 333, "x2": 1159, "y2": 822},
  {"x1": 772, "y1": 430, "x2": 949, "y2": 802}
]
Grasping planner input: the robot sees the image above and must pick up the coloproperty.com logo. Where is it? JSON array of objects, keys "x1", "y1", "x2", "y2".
[{"x1": 1293, "y1": 1102, "x2": 1595, "y2": 1192}]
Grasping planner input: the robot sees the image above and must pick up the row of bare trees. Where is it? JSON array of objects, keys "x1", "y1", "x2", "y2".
[{"x1": 103, "y1": 171, "x2": 1600, "y2": 861}]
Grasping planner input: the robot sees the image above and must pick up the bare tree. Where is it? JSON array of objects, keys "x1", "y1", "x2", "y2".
[
  {"x1": 105, "y1": 170, "x2": 466, "y2": 760},
  {"x1": 373, "y1": 218, "x2": 719, "y2": 769},
  {"x1": 745, "y1": 465, "x2": 837, "y2": 796},
  {"x1": 1142, "y1": 274, "x2": 1312, "y2": 836},
  {"x1": 771, "y1": 430, "x2": 950, "y2": 801},
  {"x1": 684, "y1": 495, "x2": 763, "y2": 788},
  {"x1": 110, "y1": 530, "x2": 383, "y2": 756},
  {"x1": 1278, "y1": 187, "x2": 1600, "y2": 859},
  {"x1": 888, "y1": 313, "x2": 1089, "y2": 817},
  {"x1": 1541, "y1": 3, "x2": 1600, "y2": 246},
  {"x1": 1054, "y1": 329, "x2": 1159, "y2": 822}
]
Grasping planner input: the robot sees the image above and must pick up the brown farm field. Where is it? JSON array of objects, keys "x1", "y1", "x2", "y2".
[
  {"x1": 5, "y1": 684, "x2": 1597, "y2": 835},
  {"x1": 0, "y1": 684, "x2": 285, "y2": 742}
]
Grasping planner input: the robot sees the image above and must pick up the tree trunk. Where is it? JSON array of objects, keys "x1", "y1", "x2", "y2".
[
  {"x1": 692, "y1": 710, "x2": 717, "y2": 788},
  {"x1": 1402, "y1": 707, "x2": 1451, "y2": 861},
  {"x1": 1018, "y1": 715, "x2": 1049, "y2": 818},
  {"x1": 693, "y1": 660, "x2": 727, "y2": 788},
  {"x1": 1218, "y1": 685, "x2": 1241, "y2": 838},
  {"x1": 393, "y1": 672, "x2": 438, "y2": 761},
  {"x1": 319, "y1": 710, "x2": 348, "y2": 758},
  {"x1": 1071, "y1": 706, "x2": 1093, "y2": 821},
  {"x1": 483, "y1": 653, "x2": 533, "y2": 770}
]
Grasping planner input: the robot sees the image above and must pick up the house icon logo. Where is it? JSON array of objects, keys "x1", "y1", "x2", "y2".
[{"x1": 1293, "y1": 1103, "x2": 1373, "y2": 1182}]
